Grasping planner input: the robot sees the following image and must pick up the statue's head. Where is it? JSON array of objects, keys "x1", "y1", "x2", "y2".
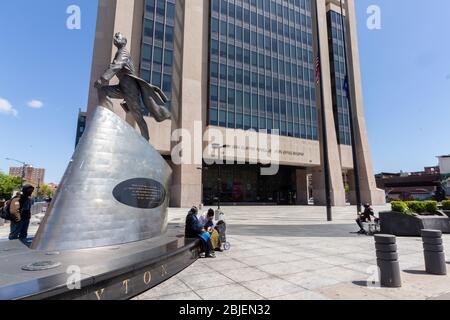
[{"x1": 113, "y1": 32, "x2": 127, "y2": 48}]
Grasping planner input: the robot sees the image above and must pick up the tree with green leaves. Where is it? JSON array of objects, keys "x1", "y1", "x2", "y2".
[
  {"x1": 37, "y1": 184, "x2": 54, "y2": 199},
  {"x1": 0, "y1": 173, "x2": 22, "y2": 200}
]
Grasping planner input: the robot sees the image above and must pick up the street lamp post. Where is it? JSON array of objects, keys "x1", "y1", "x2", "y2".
[
  {"x1": 212, "y1": 144, "x2": 227, "y2": 210},
  {"x1": 312, "y1": 0, "x2": 333, "y2": 221},
  {"x1": 5, "y1": 158, "x2": 28, "y2": 190},
  {"x1": 339, "y1": 0, "x2": 363, "y2": 215}
]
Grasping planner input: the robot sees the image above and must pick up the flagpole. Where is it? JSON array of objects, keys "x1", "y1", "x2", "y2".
[
  {"x1": 312, "y1": 0, "x2": 333, "y2": 222},
  {"x1": 340, "y1": 0, "x2": 362, "y2": 214}
]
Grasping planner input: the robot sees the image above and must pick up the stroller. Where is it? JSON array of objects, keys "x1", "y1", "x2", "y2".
[{"x1": 215, "y1": 212, "x2": 231, "y2": 251}]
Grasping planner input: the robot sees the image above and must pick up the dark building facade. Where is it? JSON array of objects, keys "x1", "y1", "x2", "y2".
[{"x1": 208, "y1": 0, "x2": 318, "y2": 140}]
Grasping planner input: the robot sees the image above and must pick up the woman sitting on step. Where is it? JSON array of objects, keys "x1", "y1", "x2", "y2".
[{"x1": 185, "y1": 206, "x2": 216, "y2": 258}]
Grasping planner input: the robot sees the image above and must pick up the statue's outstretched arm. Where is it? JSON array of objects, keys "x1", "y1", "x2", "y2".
[{"x1": 101, "y1": 61, "x2": 124, "y2": 82}]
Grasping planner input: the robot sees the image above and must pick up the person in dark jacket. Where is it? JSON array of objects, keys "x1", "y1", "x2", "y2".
[
  {"x1": 204, "y1": 208, "x2": 223, "y2": 252},
  {"x1": 185, "y1": 206, "x2": 215, "y2": 258},
  {"x1": 9, "y1": 185, "x2": 35, "y2": 244},
  {"x1": 355, "y1": 203, "x2": 378, "y2": 235}
]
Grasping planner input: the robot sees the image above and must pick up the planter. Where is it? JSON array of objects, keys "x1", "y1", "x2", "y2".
[{"x1": 380, "y1": 211, "x2": 450, "y2": 237}]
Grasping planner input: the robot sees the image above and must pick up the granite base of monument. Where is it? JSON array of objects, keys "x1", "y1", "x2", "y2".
[
  {"x1": 0, "y1": 225, "x2": 199, "y2": 300},
  {"x1": 0, "y1": 106, "x2": 199, "y2": 300}
]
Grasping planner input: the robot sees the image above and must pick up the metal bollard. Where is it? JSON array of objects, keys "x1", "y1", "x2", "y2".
[
  {"x1": 421, "y1": 229, "x2": 447, "y2": 275},
  {"x1": 375, "y1": 234, "x2": 402, "y2": 288}
]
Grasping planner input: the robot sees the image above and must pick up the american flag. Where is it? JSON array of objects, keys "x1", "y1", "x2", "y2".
[{"x1": 315, "y1": 56, "x2": 321, "y2": 85}]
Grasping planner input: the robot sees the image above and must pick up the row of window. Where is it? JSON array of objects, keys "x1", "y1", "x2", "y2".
[
  {"x1": 209, "y1": 109, "x2": 319, "y2": 140},
  {"x1": 145, "y1": 0, "x2": 175, "y2": 21},
  {"x1": 211, "y1": 15, "x2": 312, "y2": 43},
  {"x1": 144, "y1": 19, "x2": 174, "y2": 43},
  {"x1": 328, "y1": 10, "x2": 351, "y2": 146},
  {"x1": 208, "y1": 0, "x2": 318, "y2": 140},
  {"x1": 140, "y1": 0, "x2": 176, "y2": 111},
  {"x1": 210, "y1": 85, "x2": 315, "y2": 112},
  {"x1": 210, "y1": 73, "x2": 316, "y2": 100},
  {"x1": 210, "y1": 52, "x2": 315, "y2": 81},
  {"x1": 211, "y1": 32, "x2": 313, "y2": 62},
  {"x1": 138, "y1": 1, "x2": 347, "y2": 146},
  {"x1": 212, "y1": 0, "x2": 312, "y2": 23}
]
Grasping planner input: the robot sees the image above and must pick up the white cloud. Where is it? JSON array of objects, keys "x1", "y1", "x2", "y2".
[
  {"x1": 27, "y1": 99, "x2": 44, "y2": 109},
  {"x1": 0, "y1": 98, "x2": 18, "y2": 117}
]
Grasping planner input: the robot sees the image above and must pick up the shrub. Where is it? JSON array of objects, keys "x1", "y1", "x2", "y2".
[
  {"x1": 405, "y1": 201, "x2": 427, "y2": 214},
  {"x1": 443, "y1": 200, "x2": 450, "y2": 211},
  {"x1": 424, "y1": 201, "x2": 439, "y2": 215},
  {"x1": 391, "y1": 201, "x2": 409, "y2": 214},
  {"x1": 391, "y1": 201, "x2": 439, "y2": 215}
]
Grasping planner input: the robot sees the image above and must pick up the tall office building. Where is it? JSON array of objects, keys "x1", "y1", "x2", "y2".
[
  {"x1": 9, "y1": 166, "x2": 46, "y2": 184},
  {"x1": 86, "y1": 0, "x2": 385, "y2": 207}
]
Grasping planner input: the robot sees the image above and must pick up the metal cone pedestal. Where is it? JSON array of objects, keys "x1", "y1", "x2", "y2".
[
  {"x1": 32, "y1": 107, "x2": 172, "y2": 251},
  {"x1": 0, "y1": 107, "x2": 199, "y2": 300}
]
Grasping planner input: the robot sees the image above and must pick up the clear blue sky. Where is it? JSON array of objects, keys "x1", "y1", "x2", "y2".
[{"x1": 0, "y1": 1, "x2": 449, "y2": 183}]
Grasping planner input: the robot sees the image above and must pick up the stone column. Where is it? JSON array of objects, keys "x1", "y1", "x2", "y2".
[
  {"x1": 344, "y1": 0, "x2": 385, "y2": 205},
  {"x1": 296, "y1": 169, "x2": 309, "y2": 205},
  {"x1": 170, "y1": 0, "x2": 209, "y2": 207},
  {"x1": 311, "y1": 0, "x2": 346, "y2": 207},
  {"x1": 347, "y1": 169, "x2": 356, "y2": 205}
]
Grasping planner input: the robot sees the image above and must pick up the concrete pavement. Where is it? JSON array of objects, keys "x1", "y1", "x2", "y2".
[
  {"x1": 1, "y1": 205, "x2": 450, "y2": 300},
  {"x1": 135, "y1": 206, "x2": 450, "y2": 300}
]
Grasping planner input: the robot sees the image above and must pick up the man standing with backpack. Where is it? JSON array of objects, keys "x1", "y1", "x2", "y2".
[{"x1": 7, "y1": 185, "x2": 35, "y2": 244}]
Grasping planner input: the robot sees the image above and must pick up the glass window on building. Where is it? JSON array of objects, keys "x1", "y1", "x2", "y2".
[
  {"x1": 208, "y1": 0, "x2": 318, "y2": 140},
  {"x1": 327, "y1": 10, "x2": 352, "y2": 146},
  {"x1": 140, "y1": 0, "x2": 176, "y2": 113}
]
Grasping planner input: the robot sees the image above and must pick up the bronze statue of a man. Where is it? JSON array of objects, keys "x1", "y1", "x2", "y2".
[{"x1": 95, "y1": 32, "x2": 171, "y2": 141}]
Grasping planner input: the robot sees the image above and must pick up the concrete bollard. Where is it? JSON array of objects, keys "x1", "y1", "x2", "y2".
[
  {"x1": 375, "y1": 234, "x2": 402, "y2": 288},
  {"x1": 421, "y1": 229, "x2": 447, "y2": 276}
]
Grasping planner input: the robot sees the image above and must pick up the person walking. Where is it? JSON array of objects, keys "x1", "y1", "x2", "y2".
[{"x1": 9, "y1": 185, "x2": 35, "y2": 245}]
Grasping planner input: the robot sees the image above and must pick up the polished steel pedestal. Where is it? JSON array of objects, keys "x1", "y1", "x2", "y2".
[{"x1": 32, "y1": 107, "x2": 172, "y2": 251}]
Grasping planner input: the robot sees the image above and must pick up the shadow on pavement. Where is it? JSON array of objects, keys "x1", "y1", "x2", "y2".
[
  {"x1": 226, "y1": 223, "x2": 361, "y2": 238},
  {"x1": 403, "y1": 270, "x2": 428, "y2": 275},
  {"x1": 352, "y1": 280, "x2": 380, "y2": 288}
]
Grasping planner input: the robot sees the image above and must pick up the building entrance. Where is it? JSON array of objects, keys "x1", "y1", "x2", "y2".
[{"x1": 202, "y1": 164, "x2": 297, "y2": 205}]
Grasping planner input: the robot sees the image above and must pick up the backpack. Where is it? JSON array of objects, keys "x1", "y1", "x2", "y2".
[
  {"x1": 0, "y1": 197, "x2": 18, "y2": 221},
  {"x1": 0, "y1": 200, "x2": 12, "y2": 221}
]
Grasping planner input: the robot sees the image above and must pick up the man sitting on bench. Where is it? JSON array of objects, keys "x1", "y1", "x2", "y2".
[{"x1": 355, "y1": 204, "x2": 379, "y2": 235}]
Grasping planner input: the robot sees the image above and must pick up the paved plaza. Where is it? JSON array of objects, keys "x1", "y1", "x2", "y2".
[{"x1": 1, "y1": 205, "x2": 450, "y2": 300}]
